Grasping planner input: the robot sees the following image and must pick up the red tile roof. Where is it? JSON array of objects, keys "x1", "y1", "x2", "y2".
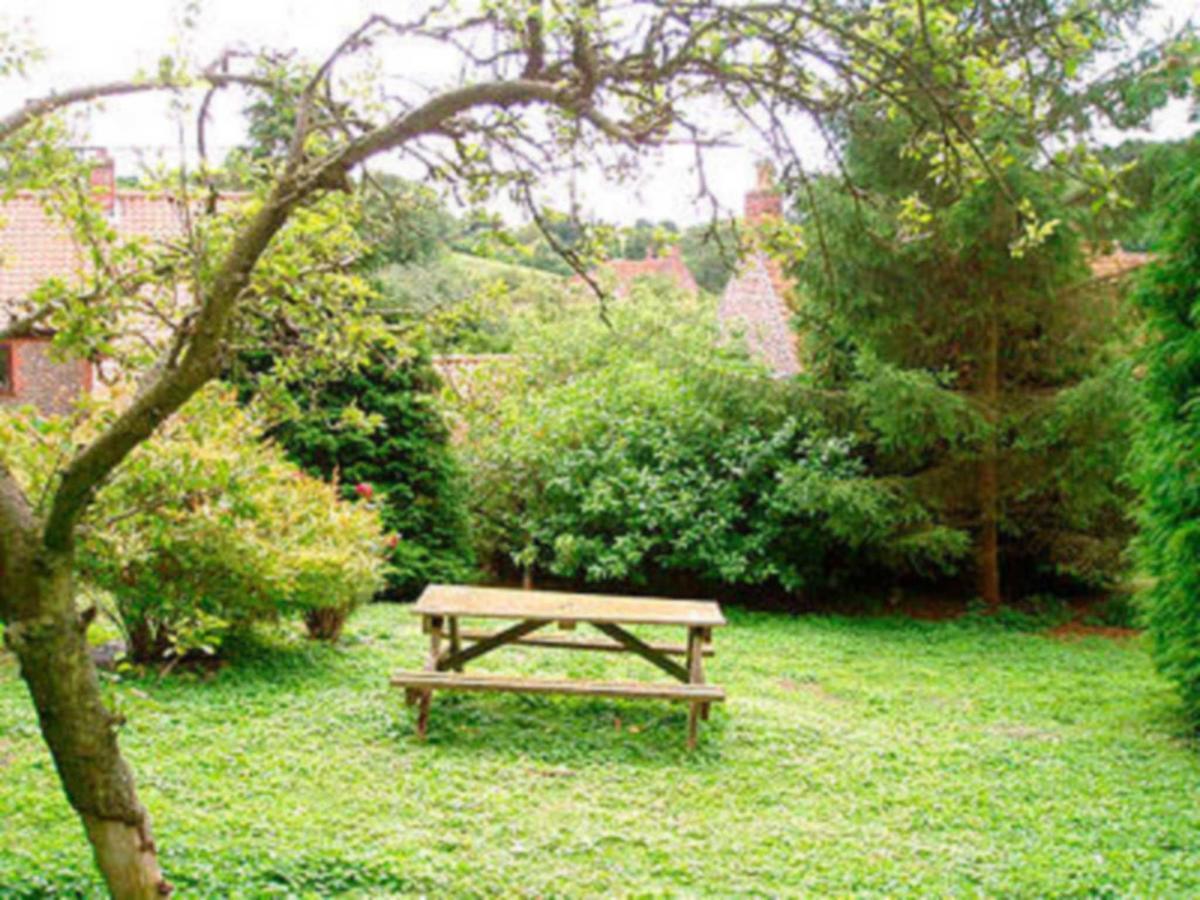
[
  {"x1": 594, "y1": 246, "x2": 698, "y2": 297},
  {"x1": 0, "y1": 191, "x2": 204, "y2": 322}
]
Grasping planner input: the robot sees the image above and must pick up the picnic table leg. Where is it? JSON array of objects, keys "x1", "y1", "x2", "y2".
[
  {"x1": 686, "y1": 626, "x2": 705, "y2": 750},
  {"x1": 417, "y1": 616, "x2": 443, "y2": 740},
  {"x1": 699, "y1": 628, "x2": 712, "y2": 721},
  {"x1": 448, "y1": 616, "x2": 463, "y2": 671}
]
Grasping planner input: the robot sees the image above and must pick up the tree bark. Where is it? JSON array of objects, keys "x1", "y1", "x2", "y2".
[
  {"x1": 3, "y1": 539, "x2": 169, "y2": 898},
  {"x1": 976, "y1": 294, "x2": 1002, "y2": 611}
]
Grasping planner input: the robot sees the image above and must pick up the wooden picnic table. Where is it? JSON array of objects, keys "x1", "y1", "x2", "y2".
[{"x1": 391, "y1": 584, "x2": 727, "y2": 748}]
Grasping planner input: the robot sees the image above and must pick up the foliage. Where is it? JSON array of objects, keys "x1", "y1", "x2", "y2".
[
  {"x1": 791, "y1": 102, "x2": 1141, "y2": 599},
  {"x1": 357, "y1": 174, "x2": 456, "y2": 269},
  {"x1": 453, "y1": 209, "x2": 585, "y2": 277},
  {"x1": 0, "y1": 389, "x2": 387, "y2": 661},
  {"x1": 1130, "y1": 153, "x2": 1200, "y2": 726},
  {"x1": 272, "y1": 347, "x2": 475, "y2": 601},
  {"x1": 372, "y1": 251, "x2": 570, "y2": 353},
  {"x1": 613, "y1": 218, "x2": 739, "y2": 295},
  {"x1": 1100, "y1": 139, "x2": 1200, "y2": 250},
  {"x1": 679, "y1": 221, "x2": 739, "y2": 295},
  {"x1": 458, "y1": 284, "x2": 966, "y2": 594},
  {"x1": 3, "y1": 603, "x2": 1198, "y2": 895},
  {"x1": 616, "y1": 217, "x2": 679, "y2": 262}
]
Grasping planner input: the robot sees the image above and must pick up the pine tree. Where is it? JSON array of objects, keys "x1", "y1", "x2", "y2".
[
  {"x1": 1130, "y1": 150, "x2": 1200, "y2": 725},
  {"x1": 792, "y1": 114, "x2": 1138, "y2": 605}
]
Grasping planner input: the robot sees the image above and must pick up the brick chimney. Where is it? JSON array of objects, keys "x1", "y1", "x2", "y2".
[
  {"x1": 88, "y1": 150, "x2": 116, "y2": 215},
  {"x1": 744, "y1": 160, "x2": 781, "y2": 224}
]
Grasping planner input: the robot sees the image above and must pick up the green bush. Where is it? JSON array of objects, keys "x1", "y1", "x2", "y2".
[
  {"x1": 458, "y1": 285, "x2": 967, "y2": 596},
  {"x1": 0, "y1": 388, "x2": 387, "y2": 661},
  {"x1": 274, "y1": 348, "x2": 475, "y2": 600},
  {"x1": 1130, "y1": 155, "x2": 1200, "y2": 727}
]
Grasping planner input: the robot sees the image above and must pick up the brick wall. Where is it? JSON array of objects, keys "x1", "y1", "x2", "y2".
[{"x1": 0, "y1": 337, "x2": 91, "y2": 416}]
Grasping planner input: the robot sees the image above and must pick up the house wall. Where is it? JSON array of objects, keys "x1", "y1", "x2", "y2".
[{"x1": 0, "y1": 337, "x2": 92, "y2": 416}]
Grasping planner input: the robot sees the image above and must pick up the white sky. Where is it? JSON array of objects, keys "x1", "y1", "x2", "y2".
[{"x1": 1, "y1": 0, "x2": 1195, "y2": 226}]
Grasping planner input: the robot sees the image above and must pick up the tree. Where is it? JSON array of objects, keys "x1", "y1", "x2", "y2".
[
  {"x1": 273, "y1": 345, "x2": 474, "y2": 601},
  {"x1": 619, "y1": 218, "x2": 679, "y2": 261},
  {"x1": 357, "y1": 174, "x2": 455, "y2": 269},
  {"x1": 1100, "y1": 139, "x2": 1200, "y2": 249},
  {"x1": 0, "y1": 3, "x2": 1164, "y2": 894},
  {"x1": 1130, "y1": 147, "x2": 1200, "y2": 726},
  {"x1": 794, "y1": 143, "x2": 1136, "y2": 607},
  {"x1": 680, "y1": 221, "x2": 739, "y2": 294},
  {"x1": 784, "y1": 0, "x2": 1192, "y2": 608}
]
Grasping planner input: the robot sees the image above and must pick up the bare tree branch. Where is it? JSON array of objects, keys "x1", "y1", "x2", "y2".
[{"x1": 0, "y1": 71, "x2": 265, "y2": 143}]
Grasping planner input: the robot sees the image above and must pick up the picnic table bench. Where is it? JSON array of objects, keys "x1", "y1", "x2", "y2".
[{"x1": 391, "y1": 584, "x2": 727, "y2": 748}]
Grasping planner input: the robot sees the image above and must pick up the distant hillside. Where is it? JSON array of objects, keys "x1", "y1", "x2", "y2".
[
  {"x1": 446, "y1": 251, "x2": 567, "y2": 289},
  {"x1": 373, "y1": 251, "x2": 580, "y2": 352}
]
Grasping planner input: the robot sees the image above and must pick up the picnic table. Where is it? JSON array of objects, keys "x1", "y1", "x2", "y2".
[{"x1": 391, "y1": 584, "x2": 727, "y2": 748}]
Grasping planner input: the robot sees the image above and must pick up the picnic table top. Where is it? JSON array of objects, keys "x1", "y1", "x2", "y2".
[{"x1": 413, "y1": 584, "x2": 727, "y2": 628}]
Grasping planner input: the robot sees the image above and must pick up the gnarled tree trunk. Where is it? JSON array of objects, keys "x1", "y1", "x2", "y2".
[{"x1": 2, "y1": 536, "x2": 169, "y2": 898}]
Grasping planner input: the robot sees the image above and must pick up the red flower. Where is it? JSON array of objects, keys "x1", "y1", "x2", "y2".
[
  {"x1": 354, "y1": 483, "x2": 374, "y2": 501},
  {"x1": 387, "y1": 534, "x2": 400, "y2": 550}
]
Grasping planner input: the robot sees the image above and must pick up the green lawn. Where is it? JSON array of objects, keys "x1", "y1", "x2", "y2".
[{"x1": 2, "y1": 605, "x2": 1198, "y2": 897}]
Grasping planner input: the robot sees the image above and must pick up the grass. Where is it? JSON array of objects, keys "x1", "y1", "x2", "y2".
[{"x1": 1, "y1": 604, "x2": 1198, "y2": 897}]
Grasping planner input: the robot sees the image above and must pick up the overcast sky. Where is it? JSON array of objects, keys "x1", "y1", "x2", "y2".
[{"x1": 1, "y1": 0, "x2": 1195, "y2": 226}]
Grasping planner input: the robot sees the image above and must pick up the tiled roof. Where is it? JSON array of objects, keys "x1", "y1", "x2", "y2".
[
  {"x1": 0, "y1": 191, "x2": 196, "y2": 322},
  {"x1": 717, "y1": 251, "x2": 801, "y2": 378},
  {"x1": 596, "y1": 247, "x2": 698, "y2": 297}
]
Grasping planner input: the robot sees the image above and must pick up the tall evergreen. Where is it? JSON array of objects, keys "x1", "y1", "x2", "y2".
[
  {"x1": 1130, "y1": 150, "x2": 1200, "y2": 725},
  {"x1": 275, "y1": 349, "x2": 475, "y2": 600},
  {"x1": 792, "y1": 114, "x2": 1139, "y2": 605}
]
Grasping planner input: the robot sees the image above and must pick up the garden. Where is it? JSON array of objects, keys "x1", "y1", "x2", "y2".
[
  {"x1": 4, "y1": 606, "x2": 1200, "y2": 896},
  {"x1": 1, "y1": 2, "x2": 1199, "y2": 897}
]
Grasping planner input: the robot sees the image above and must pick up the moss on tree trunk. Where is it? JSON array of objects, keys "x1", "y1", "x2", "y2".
[{"x1": 3, "y1": 542, "x2": 169, "y2": 898}]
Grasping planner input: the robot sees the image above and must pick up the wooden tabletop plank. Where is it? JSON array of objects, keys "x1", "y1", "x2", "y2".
[{"x1": 412, "y1": 584, "x2": 726, "y2": 628}]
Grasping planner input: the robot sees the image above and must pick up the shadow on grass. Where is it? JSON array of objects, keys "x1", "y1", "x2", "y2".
[
  {"x1": 164, "y1": 850, "x2": 430, "y2": 897},
  {"x1": 123, "y1": 626, "x2": 358, "y2": 698},
  {"x1": 385, "y1": 691, "x2": 730, "y2": 767}
]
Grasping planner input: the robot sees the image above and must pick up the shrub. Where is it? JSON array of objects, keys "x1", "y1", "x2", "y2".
[
  {"x1": 458, "y1": 285, "x2": 967, "y2": 596},
  {"x1": 1130, "y1": 157, "x2": 1200, "y2": 727},
  {"x1": 0, "y1": 388, "x2": 387, "y2": 661},
  {"x1": 273, "y1": 347, "x2": 475, "y2": 600}
]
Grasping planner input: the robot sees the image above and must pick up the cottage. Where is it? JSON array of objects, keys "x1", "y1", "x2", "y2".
[{"x1": 0, "y1": 151, "x2": 192, "y2": 414}]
